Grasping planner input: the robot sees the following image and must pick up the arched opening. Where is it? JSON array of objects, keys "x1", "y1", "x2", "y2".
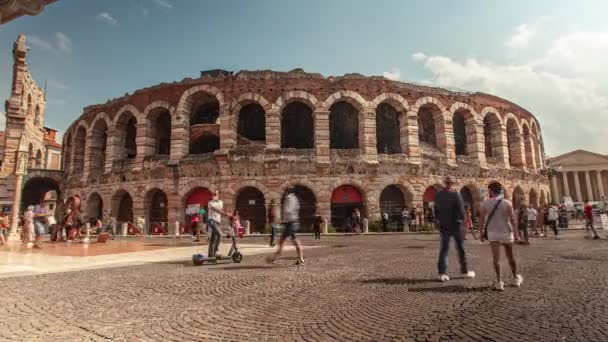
[
  {"x1": 422, "y1": 184, "x2": 443, "y2": 223},
  {"x1": 453, "y1": 111, "x2": 467, "y2": 156},
  {"x1": 146, "y1": 189, "x2": 168, "y2": 232},
  {"x1": 112, "y1": 190, "x2": 133, "y2": 226},
  {"x1": 483, "y1": 114, "x2": 501, "y2": 159},
  {"x1": 63, "y1": 134, "x2": 72, "y2": 172},
  {"x1": 540, "y1": 189, "x2": 547, "y2": 207},
  {"x1": 34, "y1": 105, "x2": 41, "y2": 126},
  {"x1": 184, "y1": 187, "x2": 213, "y2": 233},
  {"x1": 376, "y1": 103, "x2": 401, "y2": 154},
  {"x1": 460, "y1": 185, "x2": 481, "y2": 223},
  {"x1": 237, "y1": 103, "x2": 265, "y2": 145},
  {"x1": 281, "y1": 185, "x2": 317, "y2": 232},
  {"x1": 330, "y1": 185, "x2": 364, "y2": 232},
  {"x1": 235, "y1": 187, "x2": 266, "y2": 233},
  {"x1": 190, "y1": 134, "x2": 220, "y2": 154},
  {"x1": 21, "y1": 177, "x2": 61, "y2": 209},
  {"x1": 125, "y1": 117, "x2": 137, "y2": 158},
  {"x1": 149, "y1": 109, "x2": 171, "y2": 155},
  {"x1": 506, "y1": 118, "x2": 522, "y2": 168},
  {"x1": 90, "y1": 119, "x2": 108, "y2": 174},
  {"x1": 114, "y1": 111, "x2": 137, "y2": 160},
  {"x1": 86, "y1": 193, "x2": 103, "y2": 221},
  {"x1": 73, "y1": 126, "x2": 87, "y2": 174},
  {"x1": 512, "y1": 186, "x2": 525, "y2": 209},
  {"x1": 379, "y1": 185, "x2": 409, "y2": 231},
  {"x1": 28, "y1": 143, "x2": 34, "y2": 168},
  {"x1": 417, "y1": 104, "x2": 441, "y2": 149},
  {"x1": 189, "y1": 93, "x2": 220, "y2": 154},
  {"x1": 523, "y1": 125, "x2": 534, "y2": 170},
  {"x1": 35, "y1": 150, "x2": 42, "y2": 168},
  {"x1": 329, "y1": 101, "x2": 359, "y2": 149},
  {"x1": 532, "y1": 125, "x2": 542, "y2": 169},
  {"x1": 281, "y1": 102, "x2": 314, "y2": 149},
  {"x1": 528, "y1": 189, "x2": 538, "y2": 209}
]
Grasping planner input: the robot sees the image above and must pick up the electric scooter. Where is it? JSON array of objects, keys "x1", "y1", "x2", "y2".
[{"x1": 192, "y1": 225, "x2": 243, "y2": 265}]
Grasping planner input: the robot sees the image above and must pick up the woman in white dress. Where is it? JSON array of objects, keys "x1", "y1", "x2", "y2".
[{"x1": 479, "y1": 182, "x2": 523, "y2": 291}]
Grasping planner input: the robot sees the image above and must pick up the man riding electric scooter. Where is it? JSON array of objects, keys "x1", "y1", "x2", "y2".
[{"x1": 207, "y1": 190, "x2": 232, "y2": 260}]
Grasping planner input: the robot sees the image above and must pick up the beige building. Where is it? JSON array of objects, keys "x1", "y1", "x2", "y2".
[{"x1": 547, "y1": 150, "x2": 608, "y2": 203}]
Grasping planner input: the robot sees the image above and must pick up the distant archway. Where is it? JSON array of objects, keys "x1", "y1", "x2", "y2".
[
  {"x1": 376, "y1": 103, "x2": 401, "y2": 154},
  {"x1": 235, "y1": 187, "x2": 266, "y2": 233},
  {"x1": 281, "y1": 185, "x2": 317, "y2": 232},
  {"x1": 379, "y1": 185, "x2": 407, "y2": 231},
  {"x1": 86, "y1": 192, "x2": 104, "y2": 221},
  {"x1": 237, "y1": 103, "x2": 266, "y2": 145},
  {"x1": 512, "y1": 186, "x2": 525, "y2": 209},
  {"x1": 281, "y1": 102, "x2": 314, "y2": 149},
  {"x1": 330, "y1": 185, "x2": 365, "y2": 232},
  {"x1": 112, "y1": 190, "x2": 133, "y2": 225},
  {"x1": 330, "y1": 102, "x2": 359, "y2": 149}
]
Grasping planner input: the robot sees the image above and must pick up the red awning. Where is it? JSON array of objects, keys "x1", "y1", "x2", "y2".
[
  {"x1": 423, "y1": 187, "x2": 437, "y2": 203},
  {"x1": 331, "y1": 185, "x2": 362, "y2": 204},
  {"x1": 187, "y1": 188, "x2": 213, "y2": 207}
]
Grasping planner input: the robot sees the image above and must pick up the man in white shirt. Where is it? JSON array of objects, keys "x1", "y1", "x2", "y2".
[
  {"x1": 546, "y1": 204, "x2": 559, "y2": 238},
  {"x1": 527, "y1": 206, "x2": 538, "y2": 235},
  {"x1": 207, "y1": 190, "x2": 231, "y2": 259},
  {"x1": 267, "y1": 187, "x2": 304, "y2": 265}
]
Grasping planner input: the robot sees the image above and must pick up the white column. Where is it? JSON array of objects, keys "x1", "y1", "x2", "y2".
[
  {"x1": 574, "y1": 171, "x2": 583, "y2": 202},
  {"x1": 551, "y1": 176, "x2": 560, "y2": 204},
  {"x1": 561, "y1": 172, "x2": 570, "y2": 197},
  {"x1": 597, "y1": 170, "x2": 606, "y2": 200},
  {"x1": 584, "y1": 171, "x2": 594, "y2": 201}
]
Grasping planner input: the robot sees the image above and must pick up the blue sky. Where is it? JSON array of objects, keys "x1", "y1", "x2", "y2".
[{"x1": 2, "y1": 0, "x2": 608, "y2": 156}]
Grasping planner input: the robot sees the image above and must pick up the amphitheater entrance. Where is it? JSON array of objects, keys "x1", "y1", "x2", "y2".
[
  {"x1": 237, "y1": 103, "x2": 266, "y2": 145},
  {"x1": 281, "y1": 185, "x2": 317, "y2": 232},
  {"x1": 281, "y1": 102, "x2": 314, "y2": 149},
  {"x1": 529, "y1": 188, "x2": 539, "y2": 209},
  {"x1": 184, "y1": 187, "x2": 213, "y2": 234},
  {"x1": 112, "y1": 190, "x2": 134, "y2": 226},
  {"x1": 86, "y1": 193, "x2": 103, "y2": 221},
  {"x1": 22, "y1": 177, "x2": 61, "y2": 208},
  {"x1": 512, "y1": 186, "x2": 525, "y2": 209},
  {"x1": 378, "y1": 185, "x2": 407, "y2": 231},
  {"x1": 422, "y1": 184, "x2": 443, "y2": 223},
  {"x1": 331, "y1": 185, "x2": 364, "y2": 232},
  {"x1": 146, "y1": 189, "x2": 168, "y2": 234},
  {"x1": 235, "y1": 187, "x2": 266, "y2": 234}
]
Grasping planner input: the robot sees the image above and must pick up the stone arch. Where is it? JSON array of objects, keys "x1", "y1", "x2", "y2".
[
  {"x1": 329, "y1": 101, "x2": 360, "y2": 149},
  {"x1": 231, "y1": 93, "x2": 271, "y2": 146},
  {"x1": 411, "y1": 96, "x2": 448, "y2": 114},
  {"x1": 234, "y1": 186, "x2": 267, "y2": 233},
  {"x1": 144, "y1": 104, "x2": 173, "y2": 156},
  {"x1": 114, "y1": 104, "x2": 143, "y2": 124},
  {"x1": 176, "y1": 84, "x2": 225, "y2": 117},
  {"x1": 111, "y1": 189, "x2": 134, "y2": 225},
  {"x1": 178, "y1": 86, "x2": 223, "y2": 155},
  {"x1": 522, "y1": 122, "x2": 535, "y2": 170},
  {"x1": 86, "y1": 192, "x2": 104, "y2": 221},
  {"x1": 21, "y1": 176, "x2": 61, "y2": 209},
  {"x1": 482, "y1": 109, "x2": 503, "y2": 160},
  {"x1": 144, "y1": 188, "x2": 169, "y2": 227},
  {"x1": 370, "y1": 93, "x2": 409, "y2": 113},
  {"x1": 88, "y1": 114, "x2": 110, "y2": 174},
  {"x1": 376, "y1": 102, "x2": 402, "y2": 154},
  {"x1": 512, "y1": 185, "x2": 526, "y2": 208},
  {"x1": 378, "y1": 184, "x2": 411, "y2": 231},
  {"x1": 506, "y1": 115, "x2": 524, "y2": 168},
  {"x1": 330, "y1": 183, "x2": 366, "y2": 232},
  {"x1": 321, "y1": 90, "x2": 367, "y2": 112},
  {"x1": 278, "y1": 179, "x2": 322, "y2": 205},
  {"x1": 416, "y1": 101, "x2": 445, "y2": 150},
  {"x1": 274, "y1": 91, "x2": 319, "y2": 113},
  {"x1": 529, "y1": 188, "x2": 539, "y2": 208},
  {"x1": 281, "y1": 101, "x2": 315, "y2": 149},
  {"x1": 460, "y1": 183, "x2": 482, "y2": 216},
  {"x1": 72, "y1": 123, "x2": 88, "y2": 175},
  {"x1": 450, "y1": 103, "x2": 479, "y2": 157},
  {"x1": 113, "y1": 107, "x2": 139, "y2": 160}
]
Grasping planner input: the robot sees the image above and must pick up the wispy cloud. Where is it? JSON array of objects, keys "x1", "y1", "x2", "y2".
[
  {"x1": 383, "y1": 68, "x2": 401, "y2": 81},
  {"x1": 27, "y1": 32, "x2": 73, "y2": 54},
  {"x1": 97, "y1": 12, "x2": 118, "y2": 26},
  {"x1": 506, "y1": 24, "x2": 535, "y2": 50},
  {"x1": 46, "y1": 99, "x2": 67, "y2": 105},
  {"x1": 153, "y1": 0, "x2": 173, "y2": 9},
  {"x1": 47, "y1": 79, "x2": 69, "y2": 90}
]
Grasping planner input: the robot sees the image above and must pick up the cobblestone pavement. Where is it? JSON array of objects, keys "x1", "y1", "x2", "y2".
[{"x1": 2, "y1": 231, "x2": 608, "y2": 342}]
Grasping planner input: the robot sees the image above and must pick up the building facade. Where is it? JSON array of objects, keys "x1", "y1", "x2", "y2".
[
  {"x1": 61, "y1": 69, "x2": 550, "y2": 233},
  {"x1": 0, "y1": 0, "x2": 56, "y2": 25},
  {"x1": 548, "y1": 150, "x2": 608, "y2": 203}
]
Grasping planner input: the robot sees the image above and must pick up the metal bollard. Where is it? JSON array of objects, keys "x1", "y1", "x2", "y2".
[
  {"x1": 322, "y1": 218, "x2": 328, "y2": 234},
  {"x1": 122, "y1": 222, "x2": 127, "y2": 236},
  {"x1": 174, "y1": 221, "x2": 180, "y2": 237},
  {"x1": 83, "y1": 222, "x2": 91, "y2": 243},
  {"x1": 362, "y1": 218, "x2": 369, "y2": 234},
  {"x1": 244, "y1": 220, "x2": 250, "y2": 235}
]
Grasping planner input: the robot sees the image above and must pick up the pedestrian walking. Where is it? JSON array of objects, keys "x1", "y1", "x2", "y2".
[
  {"x1": 479, "y1": 181, "x2": 523, "y2": 291},
  {"x1": 402, "y1": 207, "x2": 410, "y2": 232},
  {"x1": 434, "y1": 176, "x2": 475, "y2": 282},
  {"x1": 584, "y1": 200, "x2": 600, "y2": 239},
  {"x1": 0, "y1": 212, "x2": 8, "y2": 245},
  {"x1": 517, "y1": 204, "x2": 530, "y2": 244},
  {"x1": 527, "y1": 205, "x2": 538, "y2": 236},
  {"x1": 352, "y1": 208, "x2": 362, "y2": 234},
  {"x1": 546, "y1": 204, "x2": 559, "y2": 238},
  {"x1": 410, "y1": 207, "x2": 417, "y2": 231},
  {"x1": 381, "y1": 211, "x2": 389, "y2": 232},
  {"x1": 267, "y1": 199, "x2": 281, "y2": 246},
  {"x1": 313, "y1": 214, "x2": 322, "y2": 240},
  {"x1": 267, "y1": 186, "x2": 304, "y2": 265},
  {"x1": 207, "y1": 190, "x2": 231, "y2": 259}
]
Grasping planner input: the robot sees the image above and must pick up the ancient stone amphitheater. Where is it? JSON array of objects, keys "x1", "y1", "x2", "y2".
[{"x1": 61, "y1": 69, "x2": 550, "y2": 233}]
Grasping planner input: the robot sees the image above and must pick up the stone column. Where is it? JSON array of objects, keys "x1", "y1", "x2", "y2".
[
  {"x1": 218, "y1": 104, "x2": 235, "y2": 152},
  {"x1": 551, "y1": 176, "x2": 560, "y2": 204},
  {"x1": 314, "y1": 110, "x2": 330, "y2": 164},
  {"x1": 468, "y1": 121, "x2": 487, "y2": 168},
  {"x1": 360, "y1": 109, "x2": 378, "y2": 164},
  {"x1": 596, "y1": 170, "x2": 605, "y2": 200},
  {"x1": 562, "y1": 172, "x2": 570, "y2": 197},
  {"x1": 584, "y1": 171, "x2": 594, "y2": 201},
  {"x1": 8, "y1": 173, "x2": 23, "y2": 241},
  {"x1": 526, "y1": 135, "x2": 537, "y2": 172},
  {"x1": 170, "y1": 110, "x2": 189, "y2": 161},
  {"x1": 134, "y1": 121, "x2": 149, "y2": 170},
  {"x1": 402, "y1": 111, "x2": 421, "y2": 164},
  {"x1": 265, "y1": 107, "x2": 281, "y2": 150},
  {"x1": 574, "y1": 171, "x2": 583, "y2": 202},
  {"x1": 436, "y1": 113, "x2": 456, "y2": 165},
  {"x1": 497, "y1": 123, "x2": 510, "y2": 168}
]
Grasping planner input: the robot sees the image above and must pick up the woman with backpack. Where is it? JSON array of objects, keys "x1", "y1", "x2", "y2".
[{"x1": 479, "y1": 182, "x2": 523, "y2": 291}]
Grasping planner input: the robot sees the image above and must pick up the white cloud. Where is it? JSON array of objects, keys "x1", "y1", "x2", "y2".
[
  {"x1": 383, "y1": 68, "x2": 401, "y2": 81},
  {"x1": 55, "y1": 32, "x2": 72, "y2": 54},
  {"x1": 506, "y1": 24, "x2": 535, "y2": 50},
  {"x1": 97, "y1": 12, "x2": 118, "y2": 26},
  {"x1": 153, "y1": 0, "x2": 173, "y2": 9},
  {"x1": 412, "y1": 27, "x2": 608, "y2": 156},
  {"x1": 27, "y1": 33, "x2": 73, "y2": 54},
  {"x1": 47, "y1": 79, "x2": 69, "y2": 90}
]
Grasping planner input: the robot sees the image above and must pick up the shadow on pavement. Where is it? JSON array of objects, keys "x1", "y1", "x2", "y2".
[
  {"x1": 361, "y1": 278, "x2": 438, "y2": 285},
  {"x1": 209, "y1": 265, "x2": 276, "y2": 271},
  {"x1": 408, "y1": 285, "x2": 494, "y2": 293}
]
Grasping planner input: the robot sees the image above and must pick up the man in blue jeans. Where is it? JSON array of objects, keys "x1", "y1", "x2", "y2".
[
  {"x1": 207, "y1": 190, "x2": 231, "y2": 259},
  {"x1": 434, "y1": 176, "x2": 475, "y2": 282}
]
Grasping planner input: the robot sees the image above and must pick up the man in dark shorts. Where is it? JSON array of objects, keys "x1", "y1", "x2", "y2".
[{"x1": 267, "y1": 187, "x2": 304, "y2": 265}]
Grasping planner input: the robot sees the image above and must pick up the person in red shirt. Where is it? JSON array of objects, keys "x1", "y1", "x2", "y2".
[{"x1": 584, "y1": 200, "x2": 600, "y2": 240}]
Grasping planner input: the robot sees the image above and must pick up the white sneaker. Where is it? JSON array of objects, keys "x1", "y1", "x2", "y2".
[
  {"x1": 463, "y1": 271, "x2": 476, "y2": 279},
  {"x1": 495, "y1": 281, "x2": 505, "y2": 291},
  {"x1": 514, "y1": 274, "x2": 524, "y2": 287},
  {"x1": 439, "y1": 274, "x2": 450, "y2": 282}
]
